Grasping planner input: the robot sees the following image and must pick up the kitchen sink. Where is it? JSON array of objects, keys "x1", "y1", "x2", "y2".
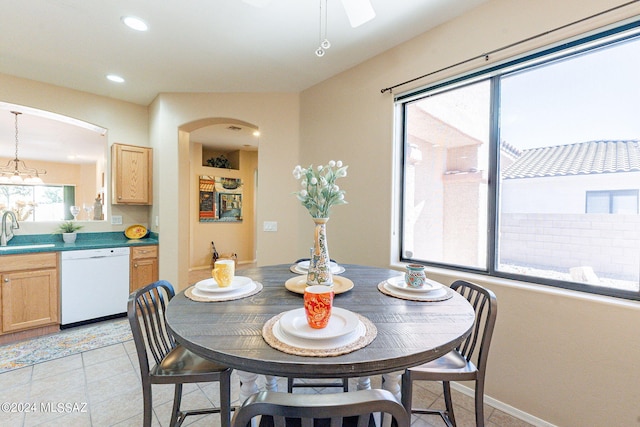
[{"x1": 0, "y1": 243, "x2": 56, "y2": 251}]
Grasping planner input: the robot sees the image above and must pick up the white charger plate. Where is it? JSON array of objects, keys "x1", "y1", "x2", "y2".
[
  {"x1": 385, "y1": 275, "x2": 442, "y2": 293},
  {"x1": 272, "y1": 319, "x2": 365, "y2": 350},
  {"x1": 279, "y1": 307, "x2": 359, "y2": 340},
  {"x1": 195, "y1": 276, "x2": 253, "y2": 293},
  {"x1": 191, "y1": 281, "x2": 257, "y2": 299}
]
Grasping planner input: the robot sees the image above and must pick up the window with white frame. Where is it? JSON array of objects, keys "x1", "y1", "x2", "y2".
[
  {"x1": 0, "y1": 184, "x2": 73, "y2": 221},
  {"x1": 398, "y1": 22, "x2": 640, "y2": 300},
  {"x1": 586, "y1": 190, "x2": 638, "y2": 214}
]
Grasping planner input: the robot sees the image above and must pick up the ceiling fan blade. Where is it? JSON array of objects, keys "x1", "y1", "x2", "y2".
[
  {"x1": 340, "y1": 0, "x2": 376, "y2": 28},
  {"x1": 242, "y1": 0, "x2": 272, "y2": 7}
]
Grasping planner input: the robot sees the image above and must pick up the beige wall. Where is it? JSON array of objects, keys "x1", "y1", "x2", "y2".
[
  {"x1": 0, "y1": 157, "x2": 98, "y2": 216},
  {"x1": 298, "y1": 1, "x2": 640, "y2": 426},
  {"x1": 0, "y1": 73, "x2": 151, "y2": 233},
  {"x1": 189, "y1": 145, "x2": 258, "y2": 269},
  {"x1": 149, "y1": 92, "x2": 301, "y2": 290}
]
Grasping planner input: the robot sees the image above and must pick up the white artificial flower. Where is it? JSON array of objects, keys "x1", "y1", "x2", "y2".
[{"x1": 292, "y1": 161, "x2": 348, "y2": 218}]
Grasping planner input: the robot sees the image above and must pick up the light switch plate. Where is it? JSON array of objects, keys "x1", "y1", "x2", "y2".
[
  {"x1": 263, "y1": 221, "x2": 278, "y2": 232},
  {"x1": 111, "y1": 215, "x2": 123, "y2": 225}
]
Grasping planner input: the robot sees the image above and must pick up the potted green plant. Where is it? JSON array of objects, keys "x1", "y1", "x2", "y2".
[{"x1": 55, "y1": 221, "x2": 83, "y2": 243}]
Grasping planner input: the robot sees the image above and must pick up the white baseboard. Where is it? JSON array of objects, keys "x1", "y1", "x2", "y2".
[{"x1": 450, "y1": 382, "x2": 557, "y2": 427}]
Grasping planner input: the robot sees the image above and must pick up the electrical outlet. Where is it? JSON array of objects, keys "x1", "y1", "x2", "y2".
[
  {"x1": 263, "y1": 221, "x2": 278, "y2": 232},
  {"x1": 111, "y1": 215, "x2": 123, "y2": 225}
]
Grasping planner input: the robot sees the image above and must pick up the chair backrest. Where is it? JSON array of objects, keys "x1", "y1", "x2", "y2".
[
  {"x1": 232, "y1": 389, "x2": 409, "y2": 427},
  {"x1": 127, "y1": 280, "x2": 177, "y2": 376},
  {"x1": 450, "y1": 280, "x2": 497, "y2": 374}
]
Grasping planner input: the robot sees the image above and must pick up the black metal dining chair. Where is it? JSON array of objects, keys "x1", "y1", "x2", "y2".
[
  {"x1": 232, "y1": 389, "x2": 410, "y2": 427},
  {"x1": 401, "y1": 280, "x2": 497, "y2": 427},
  {"x1": 128, "y1": 280, "x2": 233, "y2": 427},
  {"x1": 288, "y1": 258, "x2": 348, "y2": 394}
]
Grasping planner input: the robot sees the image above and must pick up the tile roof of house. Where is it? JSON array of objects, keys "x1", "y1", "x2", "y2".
[{"x1": 502, "y1": 140, "x2": 640, "y2": 179}]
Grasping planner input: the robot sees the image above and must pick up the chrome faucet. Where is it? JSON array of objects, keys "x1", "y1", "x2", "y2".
[{"x1": 1, "y1": 211, "x2": 19, "y2": 246}]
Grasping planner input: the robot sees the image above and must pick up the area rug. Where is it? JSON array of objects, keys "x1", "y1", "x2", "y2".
[{"x1": 0, "y1": 318, "x2": 133, "y2": 374}]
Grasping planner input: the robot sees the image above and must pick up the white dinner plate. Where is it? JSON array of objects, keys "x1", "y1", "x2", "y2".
[
  {"x1": 293, "y1": 261, "x2": 344, "y2": 274},
  {"x1": 191, "y1": 281, "x2": 257, "y2": 299},
  {"x1": 383, "y1": 282, "x2": 449, "y2": 300},
  {"x1": 195, "y1": 276, "x2": 253, "y2": 293},
  {"x1": 385, "y1": 275, "x2": 442, "y2": 293},
  {"x1": 272, "y1": 319, "x2": 365, "y2": 350},
  {"x1": 279, "y1": 307, "x2": 359, "y2": 340},
  {"x1": 297, "y1": 260, "x2": 338, "y2": 270}
]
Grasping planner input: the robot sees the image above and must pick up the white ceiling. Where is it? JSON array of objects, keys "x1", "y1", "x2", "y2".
[{"x1": 0, "y1": 0, "x2": 487, "y2": 161}]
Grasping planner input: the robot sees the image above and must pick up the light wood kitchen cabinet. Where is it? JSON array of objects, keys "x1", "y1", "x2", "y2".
[
  {"x1": 0, "y1": 253, "x2": 59, "y2": 334},
  {"x1": 130, "y1": 245, "x2": 159, "y2": 293},
  {"x1": 112, "y1": 143, "x2": 153, "y2": 205}
]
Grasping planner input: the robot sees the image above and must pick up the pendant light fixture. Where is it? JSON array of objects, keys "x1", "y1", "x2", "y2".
[
  {"x1": 315, "y1": 0, "x2": 331, "y2": 57},
  {"x1": 0, "y1": 111, "x2": 46, "y2": 184}
]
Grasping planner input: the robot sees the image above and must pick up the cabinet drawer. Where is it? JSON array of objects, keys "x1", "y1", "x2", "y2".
[
  {"x1": 0, "y1": 252, "x2": 57, "y2": 271},
  {"x1": 131, "y1": 245, "x2": 158, "y2": 260}
]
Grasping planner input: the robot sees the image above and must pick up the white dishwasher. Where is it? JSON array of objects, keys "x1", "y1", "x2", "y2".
[{"x1": 61, "y1": 247, "x2": 130, "y2": 327}]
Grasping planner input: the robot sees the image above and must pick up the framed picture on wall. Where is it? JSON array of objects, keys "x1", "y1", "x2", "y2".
[{"x1": 199, "y1": 176, "x2": 242, "y2": 222}]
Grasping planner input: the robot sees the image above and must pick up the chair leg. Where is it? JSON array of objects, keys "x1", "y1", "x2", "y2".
[
  {"x1": 170, "y1": 383, "x2": 183, "y2": 427},
  {"x1": 287, "y1": 377, "x2": 294, "y2": 393},
  {"x1": 220, "y1": 372, "x2": 232, "y2": 427},
  {"x1": 400, "y1": 371, "x2": 412, "y2": 413},
  {"x1": 342, "y1": 378, "x2": 349, "y2": 392},
  {"x1": 475, "y1": 378, "x2": 486, "y2": 427},
  {"x1": 443, "y1": 381, "x2": 456, "y2": 427},
  {"x1": 142, "y1": 380, "x2": 153, "y2": 427}
]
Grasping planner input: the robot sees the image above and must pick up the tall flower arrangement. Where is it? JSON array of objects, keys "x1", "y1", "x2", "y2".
[
  {"x1": 293, "y1": 160, "x2": 348, "y2": 286},
  {"x1": 292, "y1": 160, "x2": 348, "y2": 219}
]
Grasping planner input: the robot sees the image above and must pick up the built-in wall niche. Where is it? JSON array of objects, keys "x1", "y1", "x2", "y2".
[{"x1": 202, "y1": 149, "x2": 240, "y2": 170}]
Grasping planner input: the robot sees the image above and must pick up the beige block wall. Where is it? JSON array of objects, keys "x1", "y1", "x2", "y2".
[{"x1": 299, "y1": 0, "x2": 640, "y2": 425}]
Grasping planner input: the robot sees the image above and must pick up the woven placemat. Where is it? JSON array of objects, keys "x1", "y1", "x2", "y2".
[
  {"x1": 377, "y1": 281, "x2": 454, "y2": 302},
  {"x1": 185, "y1": 282, "x2": 263, "y2": 302},
  {"x1": 262, "y1": 312, "x2": 377, "y2": 357}
]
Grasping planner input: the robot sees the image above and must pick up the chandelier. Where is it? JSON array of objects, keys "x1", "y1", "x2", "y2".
[{"x1": 0, "y1": 111, "x2": 46, "y2": 184}]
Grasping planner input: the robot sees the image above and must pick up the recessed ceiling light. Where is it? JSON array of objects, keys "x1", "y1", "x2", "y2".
[
  {"x1": 253, "y1": 131, "x2": 260, "y2": 137},
  {"x1": 106, "y1": 74, "x2": 125, "y2": 83},
  {"x1": 121, "y1": 16, "x2": 148, "y2": 32}
]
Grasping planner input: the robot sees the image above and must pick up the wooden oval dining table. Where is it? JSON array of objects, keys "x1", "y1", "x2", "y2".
[{"x1": 165, "y1": 264, "x2": 475, "y2": 403}]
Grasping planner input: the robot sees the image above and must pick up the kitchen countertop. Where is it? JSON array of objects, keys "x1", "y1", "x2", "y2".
[{"x1": 0, "y1": 232, "x2": 159, "y2": 255}]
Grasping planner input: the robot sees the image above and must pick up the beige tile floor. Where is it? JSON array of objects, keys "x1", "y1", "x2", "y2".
[
  {"x1": 0, "y1": 268, "x2": 535, "y2": 426},
  {"x1": 0, "y1": 346, "x2": 532, "y2": 427}
]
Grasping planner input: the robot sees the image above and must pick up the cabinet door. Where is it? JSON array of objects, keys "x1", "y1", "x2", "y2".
[
  {"x1": 1, "y1": 269, "x2": 59, "y2": 333},
  {"x1": 130, "y1": 257, "x2": 159, "y2": 293},
  {"x1": 112, "y1": 143, "x2": 152, "y2": 205}
]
